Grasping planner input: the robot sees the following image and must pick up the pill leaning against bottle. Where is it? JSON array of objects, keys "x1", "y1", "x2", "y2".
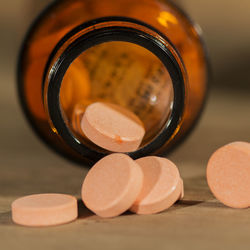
[{"x1": 80, "y1": 102, "x2": 145, "y2": 152}]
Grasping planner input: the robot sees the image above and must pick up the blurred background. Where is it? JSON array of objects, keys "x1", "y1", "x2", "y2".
[{"x1": 1, "y1": 0, "x2": 250, "y2": 91}]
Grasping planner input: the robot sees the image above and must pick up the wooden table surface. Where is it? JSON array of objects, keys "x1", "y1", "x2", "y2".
[{"x1": 0, "y1": 69, "x2": 250, "y2": 249}]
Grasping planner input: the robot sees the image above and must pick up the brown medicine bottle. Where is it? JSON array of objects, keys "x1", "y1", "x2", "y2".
[{"x1": 17, "y1": 0, "x2": 209, "y2": 165}]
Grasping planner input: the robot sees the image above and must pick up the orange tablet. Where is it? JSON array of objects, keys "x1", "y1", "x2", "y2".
[
  {"x1": 81, "y1": 102, "x2": 145, "y2": 152},
  {"x1": 82, "y1": 153, "x2": 143, "y2": 218},
  {"x1": 207, "y1": 142, "x2": 250, "y2": 208},
  {"x1": 12, "y1": 193, "x2": 78, "y2": 227},
  {"x1": 130, "y1": 156, "x2": 182, "y2": 214}
]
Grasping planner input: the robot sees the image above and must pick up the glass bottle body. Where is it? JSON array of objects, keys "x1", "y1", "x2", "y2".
[{"x1": 18, "y1": 0, "x2": 209, "y2": 165}]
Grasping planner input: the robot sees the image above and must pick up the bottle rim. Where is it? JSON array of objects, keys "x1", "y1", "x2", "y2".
[{"x1": 43, "y1": 17, "x2": 185, "y2": 162}]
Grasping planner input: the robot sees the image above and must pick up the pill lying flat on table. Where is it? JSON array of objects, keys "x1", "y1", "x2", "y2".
[
  {"x1": 82, "y1": 153, "x2": 143, "y2": 218},
  {"x1": 207, "y1": 141, "x2": 250, "y2": 208},
  {"x1": 130, "y1": 156, "x2": 182, "y2": 215},
  {"x1": 12, "y1": 194, "x2": 78, "y2": 227},
  {"x1": 81, "y1": 102, "x2": 145, "y2": 152}
]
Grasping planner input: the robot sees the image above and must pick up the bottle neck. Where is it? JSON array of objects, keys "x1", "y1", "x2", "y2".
[{"x1": 43, "y1": 17, "x2": 186, "y2": 161}]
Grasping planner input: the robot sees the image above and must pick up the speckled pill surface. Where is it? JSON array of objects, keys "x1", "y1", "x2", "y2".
[
  {"x1": 207, "y1": 141, "x2": 250, "y2": 208},
  {"x1": 81, "y1": 102, "x2": 145, "y2": 152},
  {"x1": 12, "y1": 193, "x2": 78, "y2": 227},
  {"x1": 130, "y1": 156, "x2": 182, "y2": 215},
  {"x1": 82, "y1": 153, "x2": 143, "y2": 218}
]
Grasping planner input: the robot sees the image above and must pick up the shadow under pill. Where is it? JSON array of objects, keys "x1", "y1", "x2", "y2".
[
  {"x1": 122, "y1": 210, "x2": 134, "y2": 216},
  {"x1": 176, "y1": 199, "x2": 204, "y2": 207},
  {"x1": 77, "y1": 199, "x2": 94, "y2": 219},
  {"x1": 121, "y1": 200, "x2": 205, "y2": 216},
  {"x1": 0, "y1": 211, "x2": 13, "y2": 226},
  {"x1": 158, "y1": 200, "x2": 205, "y2": 214}
]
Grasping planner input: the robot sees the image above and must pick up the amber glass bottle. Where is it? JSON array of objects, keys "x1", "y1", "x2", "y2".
[{"x1": 17, "y1": 0, "x2": 209, "y2": 165}]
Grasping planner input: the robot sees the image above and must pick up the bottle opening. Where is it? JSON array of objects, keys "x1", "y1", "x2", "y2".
[
  {"x1": 59, "y1": 41, "x2": 174, "y2": 152},
  {"x1": 45, "y1": 18, "x2": 185, "y2": 160}
]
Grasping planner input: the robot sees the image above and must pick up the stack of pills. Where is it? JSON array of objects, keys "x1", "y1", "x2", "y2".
[{"x1": 11, "y1": 102, "x2": 250, "y2": 227}]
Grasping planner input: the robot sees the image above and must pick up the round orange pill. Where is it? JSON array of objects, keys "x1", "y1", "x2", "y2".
[
  {"x1": 207, "y1": 141, "x2": 250, "y2": 208},
  {"x1": 130, "y1": 156, "x2": 182, "y2": 215},
  {"x1": 81, "y1": 102, "x2": 145, "y2": 152},
  {"x1": 11, "y1": 193, "x2": 78, "y2": 227},
  {"x1": 82, "y1": 153, "x2": 143, "y2": 218}
]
